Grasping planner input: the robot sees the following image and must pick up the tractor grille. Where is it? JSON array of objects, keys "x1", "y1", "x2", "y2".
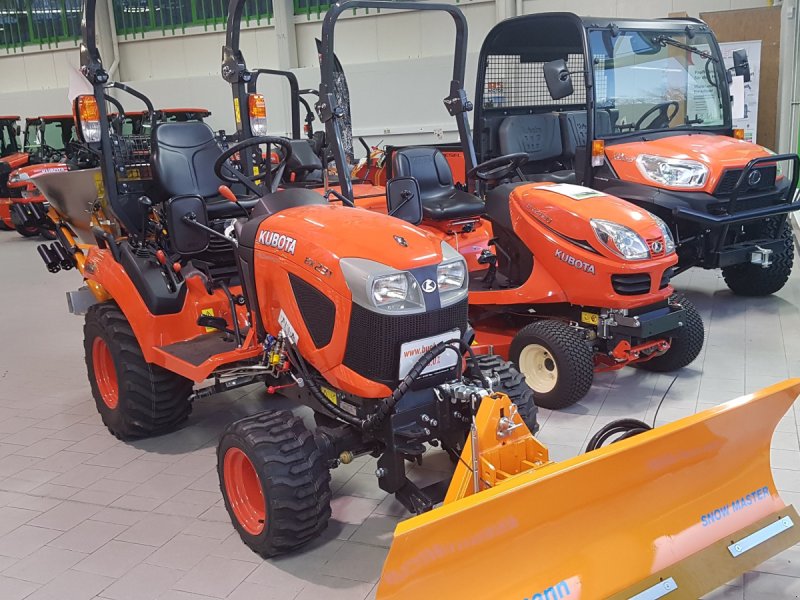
[
  {"x1": 290, "y1": 273, "x2": 335, "y2": 349},
  {"x1": 611, "y1": 273, "x2": 651, "y2": 295},
  {"x1": 714, "y1": 166, "x2": 776, "y2": 197},
  {"x1": 343, "y1": 298, "x2": 468, "y2": 386}
]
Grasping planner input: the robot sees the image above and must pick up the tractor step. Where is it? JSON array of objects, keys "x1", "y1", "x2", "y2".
[{"x1": 160, "y1": 332, "x2": 240, "y2": 367}]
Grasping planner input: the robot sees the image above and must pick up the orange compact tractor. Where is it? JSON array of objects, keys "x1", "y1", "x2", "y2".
[
  {"x1": 473, "y1": 13, "x2": 799, "y2": 297},
  {"x1": 0, "y1": 116, "x2": 27, "y2": 231},
  {"x1": 270, "y1": 0, "x2": 704, "y2": 408},
  {"x1": 30, "y1": 3, "x2": 800, "y2": 596}
]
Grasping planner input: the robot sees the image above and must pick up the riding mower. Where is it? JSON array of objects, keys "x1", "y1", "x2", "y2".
[
  {"x1": 241, "y1": 0, "x2": 703, "y2": 408},
  {"x1": 0, "y1": 115, "x2": 26, "y2": 231},
  {"x1": 473, "y1": 13, "x2": 799, "y2": 297},
  {"x1": 6, "y1": 115, "x2": 75, "y2": 239},
  {"x1": 28, "y1": 2, "x2": 800, "y2": 596}
]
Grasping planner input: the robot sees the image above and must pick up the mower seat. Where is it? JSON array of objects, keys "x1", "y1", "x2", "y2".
[
  {"x1": 498, "y1": 114, "x2": 575, "y2": 184},
  {"x1": 392, "y1": 147, "x2": 484, "y2": 220},
  {"x1": 151, "y1": 121, "x2": 260, "y2": 218}
]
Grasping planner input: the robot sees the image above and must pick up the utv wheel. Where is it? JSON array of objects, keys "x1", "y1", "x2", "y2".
[
  {"x1": 84, "y1": 303, "x2": 193, "y2": 439},
  {"x1": 473, "y1": 354, "x2": 538, "y2": 433},
  {"x1": 636, "y1": 293, "x2": 704, "y2": 373},
  {"x1": 218, "y1": 410, "x2": 332, "y2": 557},
  {"x1": 509, "y1": 321, "x2": 594, "y2": 410},
  {"x1": 722, "y1": 220, "x2": 794, "y2": 296}
]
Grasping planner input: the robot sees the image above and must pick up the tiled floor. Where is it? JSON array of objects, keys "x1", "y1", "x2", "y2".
[{"x1": 1, "y1": 228, "x2": 800, "y2": 600}]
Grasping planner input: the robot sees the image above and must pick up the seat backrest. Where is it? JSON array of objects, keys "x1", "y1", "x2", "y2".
[
  {"x1": 286, "y1": 139, "x2": 323, "y2": 179},
  {"x1": 392, "y1": 147, "x2": 454, "y2": 196},
  {"x1": 559, "y1": 111, "x2": 613, "y2": 159},
  {"x1": 498, "y1": 114, "x2": 563, "y2": 163},
  {"x1": 151, "y1": 121, "x2": 224, "y2": 202}
]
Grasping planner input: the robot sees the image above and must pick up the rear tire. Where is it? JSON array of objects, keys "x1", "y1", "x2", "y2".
[
  {"x1": 472, "y1": 354, "x2": 538, "y2": 433},
  {"x1": 84, "y1": 303, "x2": 193, "y2": 439},
  {"x1": 218, "y1": 410, "x2": 332, "y2": 557},
  {"x1": 637, "y1": 293, "x2": 704, "y2": 373},
  {"x1": 722, "y1": 220, "x2": 794, "y2": 296},
  {"x1": 509, "y1": 321, "x2": 594, "y2": 410}
]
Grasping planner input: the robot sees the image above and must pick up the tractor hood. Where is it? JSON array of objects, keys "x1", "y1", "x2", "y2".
[
  {"x1": 513, "y1": 183, "x2": 667, "y2": 260},
  {"x1": 251, "y1": 203, "x2": 448, "y2": 285},
  {"x1": 9, "y1": 162, "x2": 69, "y2": 188},
  {"x1": 607, "y1": 134, "x2": 775, "y2": 194}
]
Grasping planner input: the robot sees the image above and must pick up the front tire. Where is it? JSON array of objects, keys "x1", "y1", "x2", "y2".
[
  {"x1": 218, "y1": 410, "x2": 332, "y2": 557},
  {"x1": 509, "y1": 321, "x2": 594, "y2": 410},
  {"x1": 84, "y1": 303, "x2": 193, "y2": 439},
  {"x1": 637, "y1": 293, "x2": 704, "y2": 373},
  {"x1": 473, "y1": 354, "x2": 538, "y2": 433},
  {"x1": 722, "y1": 220, "x2": 794, "y2": 296}
]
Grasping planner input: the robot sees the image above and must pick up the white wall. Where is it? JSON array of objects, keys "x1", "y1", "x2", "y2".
[{"x1": 0, "y1": 0, "x2": 790, "y2": 151}]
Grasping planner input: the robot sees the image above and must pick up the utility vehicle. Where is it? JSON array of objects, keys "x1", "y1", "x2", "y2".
[
  {"x1": 242, "y1": 0, "x2": 705, "y2": 408},
  {"x1": 28, "y1": 2, "x2": 800, "y2": 597},
  {"x1": 473, "y1": 13, "x2": 799, "y2": 296}
]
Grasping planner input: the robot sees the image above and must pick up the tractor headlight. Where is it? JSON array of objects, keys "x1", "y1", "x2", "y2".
[
  {"x1": 341, "y1": 258, "x2": 425, "y2": 315},
  {"x1": 591, "y1": 219, "x2": 650, "y2": 260},
  {"x1": 651, "y1": 214, "x2": 676, "y2": 255},
  {"x1": 437, "y1": 242, "x2": 468, "y2": 307},
  {"x1": 636, "y1": 154, "x2": 708, "y2": 188}
]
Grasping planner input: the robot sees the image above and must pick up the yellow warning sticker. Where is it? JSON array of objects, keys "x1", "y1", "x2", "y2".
[
  {"x1": 200, "y1": 308, "x2": 215, "y2": 332},
  {"x1": 321, "y1": 387, "x2": 338, "y2": 405},
  {"x1": 581, "y1": 311, "x2": 600, "y2": 326},
  {"x1": 233, "y1": 98, "x2": 241, "y2": 125}
]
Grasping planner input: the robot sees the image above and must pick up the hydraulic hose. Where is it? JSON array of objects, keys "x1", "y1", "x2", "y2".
[{"x1": 584, "y1": 418, "x2": 652, "y2": 453}]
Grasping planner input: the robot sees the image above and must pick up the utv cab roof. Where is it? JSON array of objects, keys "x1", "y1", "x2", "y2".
[{"x1": 0, "y1": 116, "x2": 21, "y2": 121}]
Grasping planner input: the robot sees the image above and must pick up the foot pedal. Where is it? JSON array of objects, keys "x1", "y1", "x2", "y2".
[{"x1": 197, "y1": 315, "x2": 232, "y2": 334}]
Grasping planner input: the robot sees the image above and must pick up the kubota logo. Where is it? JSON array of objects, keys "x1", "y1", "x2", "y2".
[
  {"x1": 257, "y1": 230, "x2": 296, "y2": 254},
  {"x1": 554, "y1": 249, "x2": 595, "y2": 275}
]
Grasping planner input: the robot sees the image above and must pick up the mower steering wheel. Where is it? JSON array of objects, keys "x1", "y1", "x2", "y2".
[
  {"x1": 468, "y1": 153, "x2": 529, "y2": 182},
  {"x1": 214, "y1": 136, "x2": 294, "y2": 196},
  {"x1": 635, "y1": 101, "x2": 680, "y2": 131}
]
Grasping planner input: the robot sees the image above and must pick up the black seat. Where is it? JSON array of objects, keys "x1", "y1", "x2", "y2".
[
  {"x1": 285, "y1": 139, "x2": 324, "y2": 183},
  {"x1": 559, "y1": 110, "x2": 612, "y2": 160},
  {"x1": 392, "y1": 147, "x2": 484, "y2": 220},
  {"x1": 150, "y1": 121, "x2": 259, "y2": 218},
  {"x1": 497, "y1": 114, "x2": 575, "y2": 184}
]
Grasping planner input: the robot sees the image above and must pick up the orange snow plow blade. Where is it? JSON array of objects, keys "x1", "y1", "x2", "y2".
[{"x1": 377, "y1": 379, "x2": 800, "y2": 600}]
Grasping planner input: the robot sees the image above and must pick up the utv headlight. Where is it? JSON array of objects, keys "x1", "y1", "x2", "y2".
[
  {"x1": 591, "y1": 219, "x2": 650, "y2": 260},
  {"x1": 636, "y1": 154, "x2": 708, "y2": 188},
  {"x1": 437, "y1": 242, "x2": 468, "y2": 307},
  {"x1": 651, "y1": 214, "x2": 676, "y2": 255},
  {"x1": 340, "y1": 258, "x2": 425, "y2": 315}
]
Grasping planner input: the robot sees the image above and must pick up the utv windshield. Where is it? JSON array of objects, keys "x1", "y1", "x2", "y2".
[
  {"x1": 588, "y1": 28, "x2": 727, "y2": 137},
  {"x1": 0, "y1": 123, "x2": 16, "y2": 157},
  {"x1": 23, "y1": 120, "x2": 72, "y2": 153}
]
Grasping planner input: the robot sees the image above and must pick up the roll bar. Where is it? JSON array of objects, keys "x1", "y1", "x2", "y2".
[{"x1": 318, "y1": 0, "x2": 478, "y2": 203}]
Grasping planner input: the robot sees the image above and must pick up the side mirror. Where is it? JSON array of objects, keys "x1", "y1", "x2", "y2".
[
  {"x1": 166, "y1": 195, "x2": 210, "y2": 254},
  {"x1": 732, "y1": 49, "x2": 751, "y2": 83},
  {"x1": 543, "y1": 59, "x2": 574, "y2": 101},
  {"x1": 386, "y1": 176, "x2": 422, "y2": 225}
]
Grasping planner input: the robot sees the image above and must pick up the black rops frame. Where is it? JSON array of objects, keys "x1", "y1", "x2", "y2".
[
  {"x1": 80, "y1": 0, "x2": 158, "y2": 236},
  {"x1": 318, "y1": 0, "x2": 478, "y2": 204},
  {"x1": 472, "y1": 13, "x2": 734, "y2": 188}
]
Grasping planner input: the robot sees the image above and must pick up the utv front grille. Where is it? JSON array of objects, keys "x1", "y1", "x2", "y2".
[
  {"x1": 611, "y1": 273, "x2": 651, "y2": 295},
  {"x1": 343, "y1": 298, "x2": 468, "y2": 387},
  {"x1": 714, "y1": 166, "x2": 777, "y2": 197},
  {"x1": 290, "y1": 273, "x2": 335, "y2": 349}
]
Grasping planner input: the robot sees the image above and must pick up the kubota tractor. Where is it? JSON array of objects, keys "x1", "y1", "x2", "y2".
[
  {"x1": 0, "y1": 115, "x2": 26, "y2": 231},
  {"x1": 232, "y1": 0, "x2": 704, "y2": 408},
  {"x1": 28, "y1": 3, "x2": 800, "y2": 597},
  {"x1": 473, "y1": 13, "x2": 799, "y2": 297}
]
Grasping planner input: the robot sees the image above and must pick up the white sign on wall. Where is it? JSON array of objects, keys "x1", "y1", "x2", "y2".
[{"x1": 719, "y1": 40, "x2": 762, "y2": 143}]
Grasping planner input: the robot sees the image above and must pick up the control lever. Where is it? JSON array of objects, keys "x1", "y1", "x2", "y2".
[{"x1": 477, "y1": 249, "x2": 497, "y2": 288}]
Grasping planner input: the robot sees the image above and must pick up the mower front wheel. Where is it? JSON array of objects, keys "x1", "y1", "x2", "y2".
[
  {"x1": 84, "y1": 303, "x2": 193, "y2": 439},
  {"x1": 509, "y1": 321, "x2": 594, "y2": 410},
  {"x1": 722, "y1": 220, "x2": 794, "y2": 296},
  {"x1": 218, "y1": 410, "x2": 332, "y2": 557},
  {"x1": 636, "y1": 293, "x2": 704, "y2": 373}
]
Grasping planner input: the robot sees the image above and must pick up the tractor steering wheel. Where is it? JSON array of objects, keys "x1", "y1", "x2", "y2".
[
  {"x1": 214, "y1": 136, "x2": 294, "y2": 195},
  {"x1": 468, "y1": 152, "x2": 529, "y2": 182},
  {"x1": 635, "y1": 101, "x2": 680, "y2": 131}
]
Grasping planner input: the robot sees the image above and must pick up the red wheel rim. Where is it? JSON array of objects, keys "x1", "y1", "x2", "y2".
[
  {"x1": 92, "y1": 337, "x2": 119, "y2": 409},
  {"x1": 223, "y1": 447, "x2": 266, "y2": 535}
]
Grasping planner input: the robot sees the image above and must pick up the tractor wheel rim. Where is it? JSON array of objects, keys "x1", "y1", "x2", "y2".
[
  {"x1": 223, "y1": 447, "x2": 266, "y2": 536},
  {"x1": 92, "y1": 337, "x2": 119, "y2": 409},
  {"x1": 519, "y1": 344, "x2": 558, "y2": 394}
]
